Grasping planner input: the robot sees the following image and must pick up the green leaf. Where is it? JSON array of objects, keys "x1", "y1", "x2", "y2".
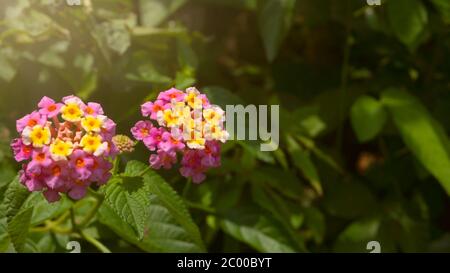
[
  {"x1": 303, "y1": 207, "x2": 325, "y2": 244},
  {"x1": 125, "y1": 52, "x2": 172, "y2": 84},
  {"x1": 139, "y1": 0, "x2": 187, "y2": 27},
  {"x1": 381, "y1": 88, "x2": 450, "y2": 195},
  {"x1": 250, "y1": 185, "x2": 306, "y2": 250},
  {"x1": 22, "y1": 193, "x2": 72, "y2": 226},
  {"x1": 99, "y1": 161, "x2": 205, "y2": 252},
  {"x1": 99, "y1": 196, "x2": 204, "y2": 252},
  {"x1": 220, "y1": 204, "x2": 299, "y2": 252},
  {"x1": 100, "y1": 161, "x2": 205, "y2": 252},
  {"x1": 333, "y1": 218, "x2": 380, "y2": 253},
  {"x1": 123, "y1": 160, "x2": 148, "y2": 177},
  {"x1": 286, "y1": 135, "x2": 322, "y2": 195},
  {"x1": 237, "y1": 140, "x2": 275, "y2": 164},
  {"x1": 0, "y1": 217, "x2": 12, "y2": 252},
  {"x1": 2, "y1": 176, "x2": 31, "y2": 222},
  {"x1": 96, "y1": 20, "x2": 131, "y2": 55},
  {"x1": 350, "y1": 95, "x2": 387, "y2": 142},
  {"x1": 103, "y1": 176, "x2": 150, "y2": 240},
  {"x1": 250, "y1": 166, "x2": 303, "y2": 200},
  {"x1": 202, "y1": 86, "x2": 244, "y2": 109},
  {"x1": 388, "y1": 0, "x2": 428, "y2": 47},
  {"x1": 258, "y1": 0, "x2": 297, "y2": 62},
  {"x1": 142, "y1": 170, "x2": 205, "y2": 250},
  {"x1": 7, "y1": 206, "x2": 33, "y2": 252}
]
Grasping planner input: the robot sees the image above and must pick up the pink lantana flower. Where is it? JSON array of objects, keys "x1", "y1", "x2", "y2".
[
  {"x1": 141, "y1": 99, "x2": 170, "y2": 120},
  {"x1": 11, "y1": 95, "x2": 118, "y2": 203},
  {"x1": 11, "y1": 138, "x2": 32, "y2": 162},
  {"x1": 157, "y1": 88, "x2": 186, "y2": 103},
  {"x1": 27, "y1": 146, "x2": 53, "y2": 173},
  {"x1": 83, "y1": 102, "x2": 104, "y2": 116},
  {"x1": 143, "y1": 127, "x2": 165, "y2": 151},
  {"x1": 159, "y1": 131, "x2": 185, "y2": 152},
  {"x1": 132, "y1": 87, "x2": 228, "y2": 184},
  {"x1": 131, "y1": 120, "x2": 153, "y2": 140},
  {"x1": 16, "y1": 111, "x2": 46, "y2": 133},
  {"x1": 70, "y1": 149, "x2": 94, "y2": 180},
  {"x1": 149, "y1": 150, "x2": 177, "y2": 170},
  {"x1": 38, "y1": 96, "x2": 63, "y2": 118},
  {"x1": 180, "y1": 150, "x2": 207, "y2": 184},
  {"x1": 44, "y1": 161, "x2": 68, "y2": 189}
]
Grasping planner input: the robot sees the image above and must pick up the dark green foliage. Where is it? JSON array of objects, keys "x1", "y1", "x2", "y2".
[{"x1": 0, "y1": 0, "x2": 450, "y2": 253}]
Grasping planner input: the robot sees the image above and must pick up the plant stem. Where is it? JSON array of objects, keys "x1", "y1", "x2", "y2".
[
  {"x1": 184, "y1": 200, "x2": 216, "y2": 215},
  {"x1": 70, "y1": 207, "x2": 111, "y2": 253},
  {"x1": 30, "y1": 211, "x2": 72, "y2": 234},
  {"x1": 79, "y1": 230, "x2": 111, "y2": 253}
]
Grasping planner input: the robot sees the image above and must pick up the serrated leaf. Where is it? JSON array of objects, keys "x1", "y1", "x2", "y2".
[
  {"x1": 7, "y1": 206, "x2": 33, "y2": 252},
  {"x1": 381, "y1": 88, "x2": 450, "y2": 195},
  {"x1": 100, "y1": 160, "x2": 205, "y2": 252},
  {"x1": 220, "y1": 204, "x2": 298, "y2": 252},
  {"x1": 123, "y1": 160, "x2": 148, "y2": 177},
  {"x1": 142, "y1": 170, "x2": 204, "y2": 250},
  {"x1": 350, "y1": 95, "x2": 387, "y2": 142},
  {"x1": 103, "y1": 176, "x2": 150, "y2": 240},
  {"x1": 99, "y1": 196, "x2": 204, "y2": 252},
  {"x1": 2, "y1": 176, "x2": 30, "y2": 222}
]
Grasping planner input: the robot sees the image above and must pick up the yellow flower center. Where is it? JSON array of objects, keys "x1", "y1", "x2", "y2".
[
  {"x1": 80, "y1": 134, "x2": 103, "y2": 154},
  {"x1": 61, "y1": 103, "x2": 83, "y2": 122},
  {"x1": 81, "y1": 115, "x2": 103, "y2": 132},
  {"x1": 50, "y1": 139, "x2": 73, "y2": 159},
  {"x1": 163, "y1": 109, "x2": 179, "y2": 127},
  {"x1": 186, "y1": 92, "x2": 202, "y2": 109},
  {"x1": 29, "y1": 125, "x2": 51, "y2": 148}
]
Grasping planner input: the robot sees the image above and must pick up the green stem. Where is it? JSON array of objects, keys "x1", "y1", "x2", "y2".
[
  {"x1": 184, "y1": 200, "x2": 216, "y2": 215},
  {"x1": 70, "y1": 207, "x2": 111, "y2": 253},
  {"x1": 79, "y1": 230, "x2": 112, "y2": 253}
]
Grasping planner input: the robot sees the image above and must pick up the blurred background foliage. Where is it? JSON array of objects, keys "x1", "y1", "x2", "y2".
[{"x1": 1, "y1": 0, "x2": 450, "y2": 253}]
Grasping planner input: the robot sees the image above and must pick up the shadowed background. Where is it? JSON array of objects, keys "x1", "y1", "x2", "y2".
[{"x1": 1, "y1": 0, "x2": 450, "y2": 253}]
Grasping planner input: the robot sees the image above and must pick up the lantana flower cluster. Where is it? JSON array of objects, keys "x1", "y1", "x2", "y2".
[
  {"x1": 131, "y1": 87, "x2": 228, "y2": 183},
  {"x1": 11, "y1": 95, "x2": 118, "y2": 202}
]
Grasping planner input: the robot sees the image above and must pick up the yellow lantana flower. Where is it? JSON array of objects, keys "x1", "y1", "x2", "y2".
[
  {"x1": 50, "y1": 139, "x2": 74, "y2": 161},
  {"x1": 80, "y1": 134, "x2": 107, "y2": 156},
  {"x1": 185, "y1": 88, "x2": 203, "y2": 109},
  {"x1": 22, "y1": 125, "x2": 51, "y2": 148},
  {"x1": 81, "y1": 115, "x2": 106, "y2": 133},
  {"x1": 61, "y1": 103, "x2": 83, "y2": 122}
]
